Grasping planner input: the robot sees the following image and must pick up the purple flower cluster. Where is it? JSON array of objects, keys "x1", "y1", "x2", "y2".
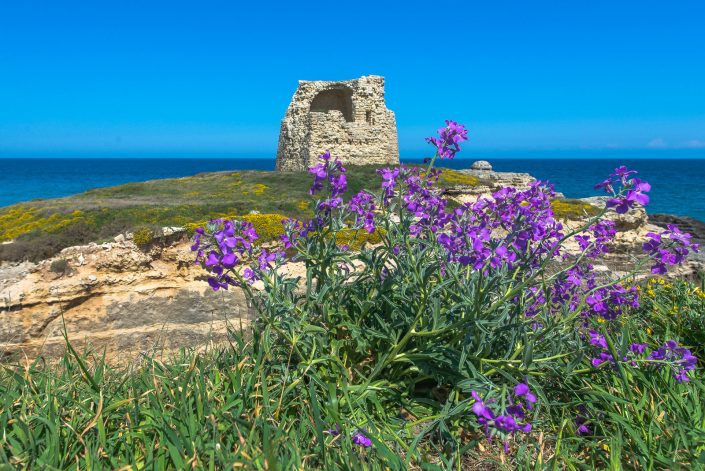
[
  {"x1": 281, "y1": 218, "x2": 312, "y2": 249},
  {"x1": 377, "y1": 163, "x2": 568, "y2": 275},
  {"x1": 585, "y1": 284, "x2": 640, "y2": 321},
  {"x1": 437, "y1": 183, "x2": 563, "y2": 271},
  {"x1": 425, "y1": 120, "x2": 469, "y2": 160},
  {"x1": 403, "y1": 169, "x2": 451, "y2": 236},
  {"x1": 371, "y1": 145, "x2": 655, "y2": 325},
  {"x1": 648, "y1": 340, "x2": 697, "y2": 383},
  {"x1": 470, "y1": 384, "x2": 536, "y2": 449},
  {"x1": 574, "y1": 219, "x2": 617, "y2": 258},
  {"x1": 348, "y1": 191, "x2": 377, "y2": 233},
  {"x1": 187, "y1": 121, "x2": 704, "y2": 456},
  {"x1": 192, "y1": 218, "x2": 284, "y2": 289},
  {"x1": 309, "y1": 151, "x2": 347, "y2": 212},
  {"x1": 377, "y1": 167, "x2": 400, "y2": 203},
  {"x1": 523, "y1": 263, "x2": 638, "y2": 321},
  {"x1": 595, "y1": 165, "x2": 651, "y2": 214},
  {"x1": 588, "y1": 330, "x2": 645, "y2": 368},
  {"x1": 588, "y1": 333, "x2": 697, "y2": 383},
  {"x1": 192, "y1": 219, "x2": 259, "y2": 290},
  {"x1": 643, "y1": 224, "x2": 700, "y2": 274}
]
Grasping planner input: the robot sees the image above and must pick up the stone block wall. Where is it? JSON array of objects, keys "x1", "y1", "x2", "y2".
[{"x1": 276, "y1": 75, "x2": 400, "y2": 171}]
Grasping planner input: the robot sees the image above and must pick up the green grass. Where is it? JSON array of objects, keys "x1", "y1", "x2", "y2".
[
  {"x1": 0, "y1": 329, "x2": 411, "y2": 469},
  {"x1": 1, "y1": 280, "x2": 704, "y2": 469}
]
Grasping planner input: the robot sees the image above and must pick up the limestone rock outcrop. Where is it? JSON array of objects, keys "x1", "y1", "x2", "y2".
[
  {"x1": 0, "y1": 236, "x2": 253, "y2": 363},
  {"x1": 444, "y1": 163, "x2": 544, "y2": 203},
  {"x1": 276, "y1": 75, "x2": 400, "y2": 171},
  {"x1": 470, "y1": 160, "x2": 493, "y2": 171}
]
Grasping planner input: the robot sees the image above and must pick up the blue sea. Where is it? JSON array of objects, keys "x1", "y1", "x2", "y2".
[{"x1": 1, "y1": 157, "x2": 704, "y2": 221}]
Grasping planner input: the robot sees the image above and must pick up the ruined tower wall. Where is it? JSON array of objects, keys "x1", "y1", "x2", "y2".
[{"x1": 275, "y1": 75, "x2": 400, "y2": 171}]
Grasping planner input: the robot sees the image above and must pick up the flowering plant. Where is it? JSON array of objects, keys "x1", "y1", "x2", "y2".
[{"x1": 192, "y1": 121, "x2": 702, "y2": 466}]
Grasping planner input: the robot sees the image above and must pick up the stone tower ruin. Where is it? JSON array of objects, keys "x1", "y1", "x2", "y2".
[{"x1": 275, "y1": 75, "x2": 400, "y2": 171}]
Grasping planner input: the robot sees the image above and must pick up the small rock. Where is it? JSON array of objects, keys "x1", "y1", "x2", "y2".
[
  {"x1": 470, "y1": 160, "x2": 493, "y2": 171},
  {"x1": 87, "y1": 275, "x2": 97, "y2": 282},
  {"x1": 114, "y1": 234, "x2": 126, "y2": 243},
  {"x1": 162, "y1": 227, "x2": 185, "y2": 237},
  {"x1": 77, "y1": 254, "x2": 86, "y2": 266}
]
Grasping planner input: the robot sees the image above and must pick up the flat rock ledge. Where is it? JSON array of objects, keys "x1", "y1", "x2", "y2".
[
  {"x1": 445, "y1": 163, "x2": 564, "y2": 202},
  {"x1": 0, "y1": 237, "x2": 254, "y2": 364}
]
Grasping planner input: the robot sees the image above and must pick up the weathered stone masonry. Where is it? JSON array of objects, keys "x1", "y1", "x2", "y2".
[{"x1": 275, "y1": 75, "x2": 400, "y2": 171}]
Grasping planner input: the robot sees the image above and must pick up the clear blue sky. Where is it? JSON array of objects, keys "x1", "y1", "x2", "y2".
[{"x1": 1, "y1": 0, "x2": 704, "y2": 157}]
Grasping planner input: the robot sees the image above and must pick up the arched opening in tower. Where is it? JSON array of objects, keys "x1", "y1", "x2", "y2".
[{"x1": 309, "y1": 88, "x2": 354, "y2": 122}]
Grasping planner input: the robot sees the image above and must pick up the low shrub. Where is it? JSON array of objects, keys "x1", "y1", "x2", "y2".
[
  {"x1": 0, "y1": 221, "x2": 96, "y2": 262},
  {"x1": 635, "y1": 277, "x2": 705, "y2": 359},
  {"x1": 551, "y1": 198, "x2": 601, "y2": 221},
  {"x1": 241, "y1": 213, "x2": 287, "y2": 241},
  {"x1": 132, "y1": 226, "x2": 156, "y2": 247},
  {"x1": 186, "y1": 213, "x2": 288, "y2": 243},
  {"x1": 49, "y1": 258, "x2": 69, "y2": 275},
  {"x1": 188, "y1": 123, "x2": 704, "y2": 467},
  {"x1": 329, "y1": 227, "x2": 385, "y2": 251},
  {"x1": 0, "y1": 206, "x2": 86, "y2": 242},
  {"x1": 437, "y1": 168, "x2": 480, "y2": 186}
]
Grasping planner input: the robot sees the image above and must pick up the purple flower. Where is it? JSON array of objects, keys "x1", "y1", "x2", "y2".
[
  {"x1": 425, "y1": 120, "x2": 469, "y2": 159},
  {"x1": 471, "y1": 391, "x2": 494, "y2": 420},
  {"x1": 594, "y1": 178, "x2": 614, "y2": 193},
  {"x1": 642, "y1": 224, "x2": 699, "y2": 274},
  {"x1": 205, "y1": 252, "x2": 220, "y2": 267},
  {"x1": 221, "y1": 253, "x2": 238, "y2": 268},
  {"x1": 629, "y1": 343, "x2": 647, "y2": 355},
  {"x1": 648, "y1": 340, "x2": 697, "y2": 383},
  {"x1": 591, "y1": 352, "x2": 615, "y2": 368},
  {"x1": 575, "y1": 235, "x2": 591, "y2": 251},
  {"x1": 575, "y1": 416, "x2": 590, "y2": 435},
  {"x1": 470, "y1": 388, "x2": 534, "y2": 445},
  {"x1": 377, "y1": 167, "x2": 400, "y2": 202},
  {"x1": 257, "y1": 249, "x2": 281, "y2": 271},
  {"x1": 513, "y1": 383, "x2": 537, "y2": 406},
  {"x1": 606, "y1": 177, "x2": 651, "y2": 213},
  {"x1": 207, "y1": 276, "x2": 228, "y2": 291},
  {"x1": 585, "y1": 284, "x2": 639, "y2": 321},
  {"x1": 351, "y1": 431, "x2": 372, "y2": 447},
  {"x1": 242, "y1": 267, "x2": 257, "y2": 283},
  {"x1": 588, "y1": 330, "x2": 608, "y2": 349},
  {"x1": 308, "y1": 152, "x2": 349, "y2": 213},
  {"x1": 281, "y1": 218, "x2": 309, "y2": 249},
  {"x1": 610, "y1": 165, "x2": 638, "y2": 182},
  {"x1": 349, "y1": 191, "x2": 377, "y2": 233},
  {"x1": 597, "y1": 167, "x2": 650, "y2": 214},
  {"x1": 308, "y1": 163, "x2": 327, "y2": 196}
]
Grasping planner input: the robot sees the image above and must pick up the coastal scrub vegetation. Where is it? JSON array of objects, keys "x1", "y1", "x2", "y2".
[
  {"x1": 550, "y1": 199, "x2": 602, "y2": 221},
  {"x1": 1, "y1": 122, "x2": 704, "y2": 468},
  {"x1": 0, "y1": 166, "x2": 483, "y2": 263}
]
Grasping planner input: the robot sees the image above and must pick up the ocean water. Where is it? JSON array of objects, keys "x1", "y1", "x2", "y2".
[{"x1": 0, "y1": 157, "x2": 704, "y2": 221}]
